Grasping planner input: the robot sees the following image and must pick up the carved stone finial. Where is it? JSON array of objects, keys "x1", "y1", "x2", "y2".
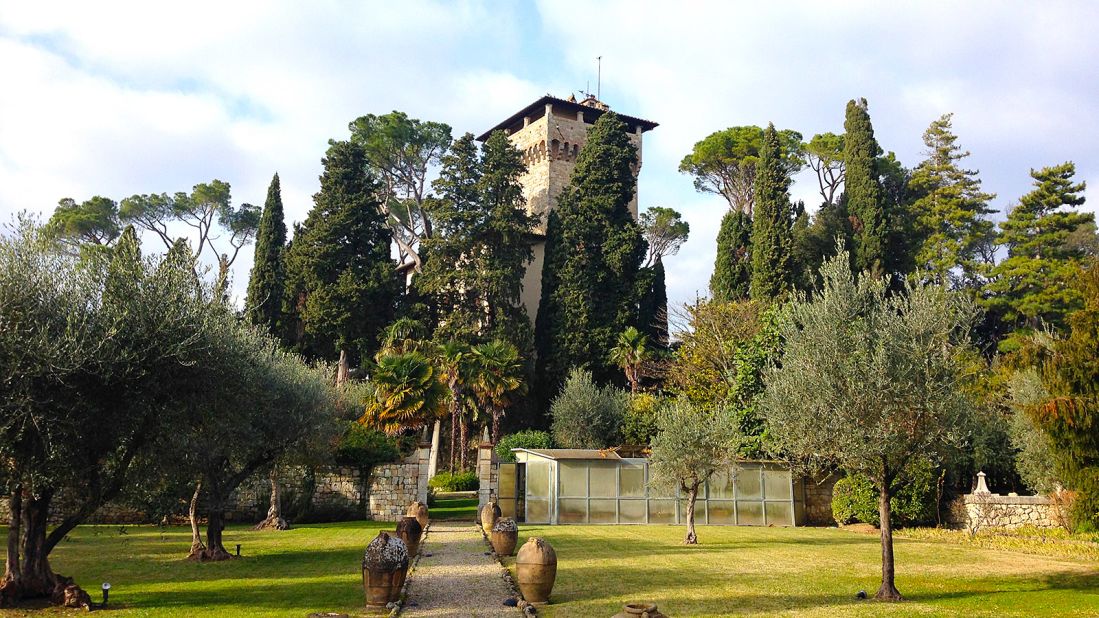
[{"x1": 974, "y1": 471, "x2": 992, "y2": 495}]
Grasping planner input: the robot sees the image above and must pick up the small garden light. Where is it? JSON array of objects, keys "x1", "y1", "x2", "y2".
[
  {"x1": 101, "y1": 582, "x2": 111, "y2": 606},
  {"x1": 236, "y1": 544, "x2": 241, "y2": 557}
]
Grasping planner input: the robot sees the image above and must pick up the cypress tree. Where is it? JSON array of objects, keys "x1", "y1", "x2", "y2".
[
  {"x1": 637, "y1": 259, "x2": 669, "y2": 349},
  {"x1": 843, "y1": 98, "x2": 887, "y2": 274},
  {"x1": 535, "y1": 112, "x2": 647, "y2": 394},
  {"x1": 284, "y1": 140, "x2": 398, "y2": 380},
  {"x1": 245, "y1": 173, "x2": 287, "y2": 335},
  {"x1": 985, "y1": 162, "x2": 1092, "y2": 339},
  {"x1": 711, "y1": 210, "x2": 753, "y2": 301},
  {"x1": 749, "y1": 123, "x2": 794, "y2": 300}
]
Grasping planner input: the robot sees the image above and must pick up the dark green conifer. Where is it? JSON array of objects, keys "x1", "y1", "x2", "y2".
[
  {"x1": 749, "y1": 124, "x2": 794, "y2": 300},
  {"x1": 711, "y1": 210, "x2": 753, "y2": 301},
  {"x1": 638, "y1": 259, "x2": 669, "y2": 349},
  {"x1": 843, "y1": 98, "x2": 887, "y2": 274},
  {"x1": 245, "y1": 173, "x2": 287, "y2": 335}
]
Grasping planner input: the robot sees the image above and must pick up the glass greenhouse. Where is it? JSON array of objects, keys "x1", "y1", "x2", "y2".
[{"x1": 498, "y1": 449, "x2": 805, "y2": 526}]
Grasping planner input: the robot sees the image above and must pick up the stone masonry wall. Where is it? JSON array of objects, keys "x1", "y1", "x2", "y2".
[
  {"x1": 947, "y1": 493, "x2": 1063, "y2": 531},
  {"x1": 1, "y1": 446, "x2": 431, "y2": 526},
  {"x1": 800, "y1": 473, "x2": 838, "y2": 526}
]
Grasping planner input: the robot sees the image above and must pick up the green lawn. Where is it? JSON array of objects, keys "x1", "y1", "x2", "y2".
[
  {"x1": 429, "y1": 497, "x2": 478, "y2": 521},
  {"x1": 499, "y1": 525, "x2": 1099, "y2": 618},
  {"x1": 2, "y1": 522, "x2": 1098, "y2": 617}
]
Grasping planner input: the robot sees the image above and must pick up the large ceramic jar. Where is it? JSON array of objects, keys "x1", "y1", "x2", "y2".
[
  {"x1": 489, "y1": 517, "x2": 518, "y2": 556},
  {"x1": 406, "y1": 501, "x2": 429, "y2": 530},
  {"x1": 362, "y1": 531, "x2": 409, "y2": 607},
  {"x1": 515, "y1": 537, "x2": 557, "y2": 605},
  {"x1": 612, "y1": 602, "x2": 668, "y2": 618},
  {"x1": 480, "y1": 500, "x2": 501, "y2": 531},
  {"x1": 395, "y1": 516, "x2": 423, "y2": 557}
]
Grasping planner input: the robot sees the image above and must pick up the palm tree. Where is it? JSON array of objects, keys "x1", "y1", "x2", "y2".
[
  {"x1": 469, "y1": 340, "x2": 526, "y2": 443},
  {"x1": 610, "y1": 326, "x2": 650, "y2": 393},
  {"x1": 434, "y1": 341, "x2": 474, "y2": 471},
  {"x1": 376, "y1": 317, "x2": 427, "y2": 359},
  {"x1": 360, "y1": 351, "x2": 448, "y2": 435}
]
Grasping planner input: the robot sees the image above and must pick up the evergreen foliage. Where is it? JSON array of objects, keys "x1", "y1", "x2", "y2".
[
  {"x1": 843, "y1": 98, "x2": 887, "y2": 274},
  {"x1": 637, "y1": 259, "x2": 669, "y2": 348},
  {"x1": 282, "y1": 140, "x2": 397, "y2": 363},
  {"x1": 417, "y1": 131, "x2": 534, "y2": 351},
  {"x1": 535, "y1": 113, "x2": 647, "y2": 393},
  {"x1": 749, "y1": 123, "x2": 794, "y2": 300},
  {"x1": 549, "y1": 368, "x2": 628, "y2": 449},
  {"x1": 495, "y1": 429, "x2": 553, "y2": 463},
  {"x1": 245, "y1": 173, "x2": 287, "y2": 335},
  {"x1": 710, "y1": 210, "x2": 753, "y2": 301},
  {"x1": 985, "y1": 162, "x2": 1092, "y2": 340},
  {"x1": 1032, "y1": 263, "x2": 1099, "y2": 530},
  {"x1": 908, "y1": 114, "x2": 996, "y2": 288},
  {"x1": 45, "y1": 196, "x2": 121, "y2": 252},
  {"x1": 679, "y1": 125, "x2": 804, "y2": 214}
]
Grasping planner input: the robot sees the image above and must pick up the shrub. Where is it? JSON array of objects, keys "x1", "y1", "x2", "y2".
[
  {"x1": 429, "y1": 470, "x2": 478, "y2": 492},
  {"x1": 621, "y1": 392, "x2": 662, "y2": 446},
  {"x1": 333, "y1": 422, "x2": 400, "y2": 468},
  {"x1": 495, "y1": 430, "x2": 552, "y2": 463},
  {"x1": 550, "y1": 368, "x2": 628, "y2": 449},
  {"x1": 832, "y1": 461, "x2": 938, "y2": 527}
]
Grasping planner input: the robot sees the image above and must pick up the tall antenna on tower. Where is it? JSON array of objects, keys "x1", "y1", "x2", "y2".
[{"x1": 596, "y1": 55, "x2": 602, "y2": 100}]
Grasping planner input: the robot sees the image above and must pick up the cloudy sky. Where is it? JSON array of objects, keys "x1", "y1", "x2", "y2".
[{"x1": 2, "y1": 1, "x2": 1097, "y2": 309}]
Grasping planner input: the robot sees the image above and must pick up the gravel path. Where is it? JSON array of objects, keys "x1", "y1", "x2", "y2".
[{"x1": 402, "y1": 522, "x2": 521, "y2": 618}]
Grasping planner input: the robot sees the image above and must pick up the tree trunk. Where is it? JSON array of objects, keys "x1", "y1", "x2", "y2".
[
  {"x1": 0, "y1": 489, "x2": 90, "y2": 609},
  {"x1": 684, "y1": 484, "x2": 699, "y2": 544},
  {"x1": 189, "y1": 493, "x2": 231, "y2": 562},
  {"x1": 459, "y1": 416, "x2": 468, "y2": 470},
  {"x1": 449, "y1": 405, "x2": 458, "y2": 472},
  {"x1": 491, "y1": 406, "x2": 501, "y2": 444},
  {"x1": 336, "y1": 348, "x2": 350, "y2": 386},
  {"x1": 254, "y1": 468, "x2": 289, "y2": 531},
  {"x1": 187, "y1": 482, "x2": 206, "y2": 557},
  {"x1": 875, "y1": 485, "x2": 902, "y2": 601}
]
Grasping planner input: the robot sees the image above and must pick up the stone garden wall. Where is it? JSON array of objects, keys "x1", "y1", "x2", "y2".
[
  {"x1": 948, "y1": 492, "x2": 1064, "y2": 531},
  {"x1": 800, "y1": 474, "x2": 838, "y2": 526},
  {"x1": 0, "y1": 445, "x2": 431, "y2": 526}
]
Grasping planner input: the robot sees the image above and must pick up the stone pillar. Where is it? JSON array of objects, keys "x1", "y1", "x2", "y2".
[
  {"x1": 476, "y1": 430, "x2": 496, "y2": 511},
  {"x1": 415, "y1": 442, "x2": 431, "y2": 504},
  {"x1": 427, "y1": 420, "x2": 440, "y2": 480}
]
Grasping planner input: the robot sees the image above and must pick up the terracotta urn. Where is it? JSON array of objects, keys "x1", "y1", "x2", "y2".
[
  {"x1": 489, "y1": 517, "x2": 518, "y2": 556},
  {"x1": 406, "y1": 501, "x2": 429, "y2": 530},
  {"x1": 395, "y1": 516, "x2": 423, "y2": 557},
  {"x1": 362, "y1": 531, "x2": 409, "y2": 607},
  {"x1": 612, "y1": 602, "x2": 668, "y2": 618},
  {"x1": 480, "y1": 500, "x2": 501, "y2": 531},
  {"x1": 515, "y1": 537, "x2": 557, "y2": 605}
]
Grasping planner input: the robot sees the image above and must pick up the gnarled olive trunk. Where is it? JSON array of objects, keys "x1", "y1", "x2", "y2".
[
  {"x1": 188, "y1": 482, "x2": 205, "y2": 556},
  {"x1": 254, "y1": 468, "x2": 289, "y2": 531},
  {"x1": 0, "y1": 489, "x2": 90, "y2": 609},
  {"x1": 875, "y1": 484, "x2": 902, "y2": 601},
  {"x1": 683, "y1": 483, "x2": 699, "y2": 545},
  {"x1": 187, "y1": 485, "x2": 231, "y2": 562}
]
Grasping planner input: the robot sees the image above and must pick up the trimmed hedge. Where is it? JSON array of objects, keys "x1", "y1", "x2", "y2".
[
  {"x1": 428, "y1": 470, "x2": 478, "y2": 492},
  {"x1": 495, "y1": 429, "x2": 553, "y2": 463}
]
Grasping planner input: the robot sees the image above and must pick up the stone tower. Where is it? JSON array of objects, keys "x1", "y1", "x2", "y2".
[{"x1": 477, "y1": 94, "x2": 658, "y2": 321}]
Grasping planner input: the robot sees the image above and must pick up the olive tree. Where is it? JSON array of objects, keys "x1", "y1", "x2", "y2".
[
  {"x1": 0, "y1": 223, "x2": 217, "y2": 607},
  {"x1": 647, "y1": 398, "x2": 740, "y2": 544},
  {"x1": 761, "y1": 249, "x2": 976, "y2": 601}
]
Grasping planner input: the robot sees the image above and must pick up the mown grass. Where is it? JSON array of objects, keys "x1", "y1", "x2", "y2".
[
  {"x1": 3, "y1": 522, "x2": 1098, "y2": 617},
  {"x1": 498, "y1": 524, "x2": 1099, "y2": 617},
  {"x1": 429, "y1": 497, "x2": 479, "y2": 521}
]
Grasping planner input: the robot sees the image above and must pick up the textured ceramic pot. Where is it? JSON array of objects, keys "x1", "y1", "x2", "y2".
[
  {"x1": 489, "y1": 517, "x2": 518, "y2": 556},
  {"x1": 362, "y1": 531, "x2": 409, "y2": 607},
  {"x1": 395, "y1": 516, "x2": 423, "y2": 557},
  {"x1": 480, "y1": 500, "x2": 501, "y2": 531},
  {"x1": 406, "y1": 501, "x2": 429, "y2": 530},
  {"x1": 612, "y1": 602, "x2": 668, "y2": 618},
  {"x1": 515, "y1": 537, "x2": 557, "y2": 605}
]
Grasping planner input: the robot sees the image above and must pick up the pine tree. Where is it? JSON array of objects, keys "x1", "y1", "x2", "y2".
[
  {"x1": 710, "y1": 210, "x2": 753, "y2": 301},
  {"x1": 284, "y1": 140, "x2": 397, "y2": 381},
  {"x1": 908, "y1": 114, "x2": 996, "y2": 287},
  {"x1": 245, "y1": 173, "x2": 287, "y2": 335},
  {"x1": 843, "y1": 98, "x2": 887, "y2": 274},
  {"x1": 535, "y1": 112, "x2": 647, "y2": 394},
  {"x1": 985, "y1": 162, "x2": 1092, "y2": 337},
  {"x1": 749, "y1": 123, "x2": 794, "y2": 300},
  {"x1": 637, "y1": 259, "x2": 669, "y2": 348},
  {"x1": 417, "y1": 131, "x2": 534, "y2": 351}
]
